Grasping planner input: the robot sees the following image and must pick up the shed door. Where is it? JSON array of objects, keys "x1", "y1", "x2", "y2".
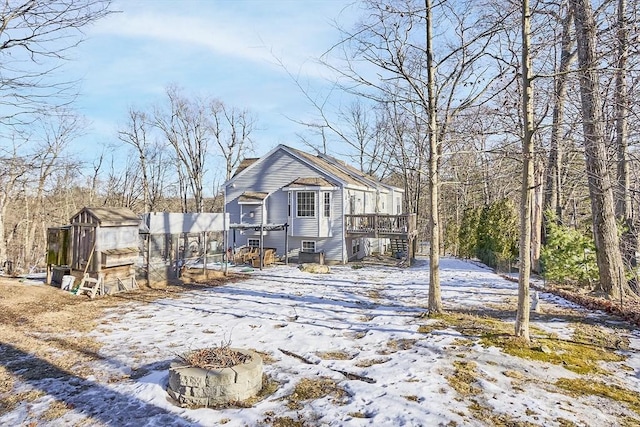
[{"x1": 73, "y1": 226, "x2": 96, "y2": 271}]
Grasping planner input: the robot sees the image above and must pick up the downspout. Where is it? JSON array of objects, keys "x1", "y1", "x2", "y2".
[
  {"x1": 260, "y1": 199, "x2": 264, "y2": 270},
  {"x1": 223, "y1": 184, "x2": 228, "y2": 276},
  {"x1": 342, "y1": 189, "x2": 347, "y2": 264}
]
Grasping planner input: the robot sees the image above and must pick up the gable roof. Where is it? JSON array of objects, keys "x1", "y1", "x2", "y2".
[
  {"x1": 228, "y1": 144, "x2": 402, "y2": 193},
  {"x1": 71, "y1": 207, "x2": 140, "y2": 227},
  {"x1": 233, "y1": 158, "x2": 259, "y2": 177}
]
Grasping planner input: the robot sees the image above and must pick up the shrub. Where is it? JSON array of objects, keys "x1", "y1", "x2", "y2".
[
  {"x1": 475, "y1": 199, "x2": 518, "y2": 268},
  {"x1": 458, "y1": 206, "x2": 482, "y2": 259},
  {"x1": 541, "y1": 214, "x2": 598, "y2": 286}
]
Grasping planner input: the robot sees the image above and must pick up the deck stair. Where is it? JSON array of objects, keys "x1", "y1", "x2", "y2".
[{"x1": 390, "y1": 239, "x2": 409, "y2": 257}]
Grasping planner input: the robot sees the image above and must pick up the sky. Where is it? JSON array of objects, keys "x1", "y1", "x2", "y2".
[
  {"x1": 3, "y1": 258, "x2": 640, "y2": 425},
  {"x1": 68, "y1": 0, "x2": 360, "y2": 171}
]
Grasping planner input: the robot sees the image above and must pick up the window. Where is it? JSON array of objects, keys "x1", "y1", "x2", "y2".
[
  {"x1": 301, "y1": 241, "x2": 316, "y2": 253},
  {"x1": 323, "y1": 192, "x2": 330, "y2": 217},
  {"x1": 297, "y1": 191, "x2": 315, "y2": 217},
  {"x1": 247, "y1": 239, "x2": 260, "y2": 248}
]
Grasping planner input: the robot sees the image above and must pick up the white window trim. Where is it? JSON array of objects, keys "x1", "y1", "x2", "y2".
[
  {"x1": 296, "y1": 191, "x2": 316, "y2": 218},
  {"x1": 323, "y1": 191, "x2": 331, "y2": 218},
  {"x1": 247, "y1": 238, "x2": 260, "y2": 248},
  {"x1": 301, "y1": 240, "x2": 316, "y2": 253}
]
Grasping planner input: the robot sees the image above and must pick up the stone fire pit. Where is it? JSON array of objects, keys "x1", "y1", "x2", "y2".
[{"x1": 167, "y1": 347, "x2": 263, "y2": 408}]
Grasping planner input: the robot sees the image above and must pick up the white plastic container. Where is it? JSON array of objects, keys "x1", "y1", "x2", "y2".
[{"x1": 61, "y1": 275, "x2": 75, "y2": 291}]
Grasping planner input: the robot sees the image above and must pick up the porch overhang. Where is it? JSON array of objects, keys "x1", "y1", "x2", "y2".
[{"x1": 229, "y1": 223, "x2": 288, "y2": 232}]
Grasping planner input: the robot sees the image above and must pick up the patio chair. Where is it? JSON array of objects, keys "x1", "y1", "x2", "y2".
[{"x1": 251, "y1": 248, "x2": 277, "y2": 268}]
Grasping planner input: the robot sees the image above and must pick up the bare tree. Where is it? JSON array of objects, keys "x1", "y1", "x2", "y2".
[
  {"x1": 424, "y1": 0, "x2": 443, "y2": 314},
  {"x1": 0, "y1": 1, "x2": 112, "y2": 124},
  {"x1": 544, "y1": 5, "x2": 575, "y2": 223},
  {"x1": 1, "y1": 110, "x2": 86, "y2": 271},
  {"x1": 154, "y1": 86, "x2": 209, "y2": 213},
  {"x1": 515, "y1": 0, "x2": 534, "y2": 342},
  {"x1": 330, "y1": 0, "x2": 503, "y2": 313},
  {"x1": 119, "y1": 109, "x2": 152, "y2": 212},
  {"x1": 570, "y1": 0, "x2": 631, "y2": 299},
  {"x1": 209, "y1": 100, "x2": 255, "y2": 181},
  {"x1": 0, "y1": 141, "x2": 29, "y2": 267},
  {"x1": 118, "y1": 108, "x2": 170, "y2": 212},
  {"x1": 0, "y1": 0, "x2": 112, "y2": 268},
  {"x1": 613, "y1": 0, "x2": 637, "y2": 269}
]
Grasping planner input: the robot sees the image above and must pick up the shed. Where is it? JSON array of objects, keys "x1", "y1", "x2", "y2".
[{"x1": 69, "y1": 207, "x2": 140, "y2": 290}]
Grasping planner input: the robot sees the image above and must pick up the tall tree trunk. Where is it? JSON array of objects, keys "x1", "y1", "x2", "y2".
[
  {"x1": 0, "y1": 200, "x2": 7, "y2": 267},
  {"x1": 614, "y1": 0, "x2": 637, "y2": 269},
  {"x1": 544, "y1": 6, "x2": 574, "y2": 224},
  {"x1": 426, "y1": 0, "x2": 443, "y2": 315},
  {"x1": 570, "y1": 0, "x2": 628, "y2": 299},
  {"x1": 531, "y1": 163, "x2": 544, "y2": 273},
  {"x1": 516, "y1": 0, "x2": 534, "y2": 341}
]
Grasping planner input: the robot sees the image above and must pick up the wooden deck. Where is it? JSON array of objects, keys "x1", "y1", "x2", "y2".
[{"x1": 345, "y1": 214, "x2": 416, "y2": 239}]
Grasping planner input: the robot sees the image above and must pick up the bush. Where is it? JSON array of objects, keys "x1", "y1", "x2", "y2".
[
  {"x1": 541, "y1": 215, "x2": 598, "y2": 287},
  {"x1": 457, "y1": 200, "x2": 518, "y2": 269},
  {"x1": 458, "y1": 206, "x2": 482, "y2": 259},
  {"x1": 476, "y1": 199, "x2": 518, "y2": 268}
]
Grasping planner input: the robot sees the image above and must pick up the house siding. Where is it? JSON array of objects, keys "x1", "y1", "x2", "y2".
[
  {"x1": 227, "y1": 148, "x2": 347, "y2": 262},
  {"x1": 226, "y1": 145, "x2": 403, "y2": 264}
]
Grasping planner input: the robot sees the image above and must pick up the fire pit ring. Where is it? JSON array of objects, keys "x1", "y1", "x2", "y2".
[{"x1": 167, "y1": 348, "x2": 263, "y2": 408}]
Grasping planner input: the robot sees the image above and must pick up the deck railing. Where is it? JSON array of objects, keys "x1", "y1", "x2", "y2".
[{"x1": 345, "y1": 213, "x2": 416, "y2": 237}]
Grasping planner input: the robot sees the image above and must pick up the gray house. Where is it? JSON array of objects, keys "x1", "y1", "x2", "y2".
[{"x1": 225, "y1": 145, "x2": 416, "y2": 264}]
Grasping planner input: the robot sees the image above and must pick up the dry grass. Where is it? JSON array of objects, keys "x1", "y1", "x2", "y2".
[
  {"x1": 355, "y1": 357, "x2": 389, "y2": 368},
  {"x1": 0, "y1": 389, "x2": 46, "y2": 414},
  {"x1": 41, "y1": 400, "x2": 71, "y2": 421},
  {"x1": 555, "y1": 378, "x2": 640, "y2": 414},
  {"x1": 378, "y1": 338, "x2": 417, "y2": 355},
  {"x1": 251, "y1": 349, "x2": 278, "y2": 364},
  {"x1": 285, "y1": 377, "x2": 347, "y2": 410},
  {"x1": 316, "y1": 350, "x2": 354, "y2": 360},
  {"x1": 447, "y1": 360, "x2": 481, "y2": 396},
  {"x1": 366, "y1": 289, "x2": 382, "y2": 300},
  {"x1": 0, "y1": 273, "x2": 242, "y2": 419}
]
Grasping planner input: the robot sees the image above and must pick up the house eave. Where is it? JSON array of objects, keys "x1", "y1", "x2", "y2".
[{"x1": 282, "y1": 186, "x2": 339, "y2": 192}]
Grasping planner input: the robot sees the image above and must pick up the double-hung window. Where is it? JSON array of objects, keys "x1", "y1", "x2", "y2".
[
  {"x1": 323, "y1": 192, "x2": 331, "y2": 217},
  {"x1": 301, "y1": 241, "x2": 316, "y2": 253},
  {"x1": 297, "y1": 192, "x2": 315, "y2": 217}
]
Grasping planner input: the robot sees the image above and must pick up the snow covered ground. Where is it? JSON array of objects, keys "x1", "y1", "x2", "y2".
[{"x1": 2, "y1": 257, "x2": 640, "y2": 426}]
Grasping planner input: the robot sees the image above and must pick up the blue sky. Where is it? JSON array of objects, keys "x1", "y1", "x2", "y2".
[{"x1": 70, "y1": 0, "x2": 360, "y2": 169}]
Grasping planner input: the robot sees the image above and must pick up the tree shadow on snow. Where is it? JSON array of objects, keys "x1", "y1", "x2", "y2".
[{"x1": 0, "y1": 342, "x2": 201, "y2": 426}]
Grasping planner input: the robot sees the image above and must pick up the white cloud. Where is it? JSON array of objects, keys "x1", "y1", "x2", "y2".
[{"x1": 92, "y1": 0, "x2": 354, "y2": 80}]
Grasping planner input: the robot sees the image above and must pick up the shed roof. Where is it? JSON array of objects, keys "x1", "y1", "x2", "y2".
[
  {"x1": 71, "y1": 207, "x2": 140, "y2": 227},
  {"x1": 238, "y1": 191, "x2": 269, "y2": 203}
]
